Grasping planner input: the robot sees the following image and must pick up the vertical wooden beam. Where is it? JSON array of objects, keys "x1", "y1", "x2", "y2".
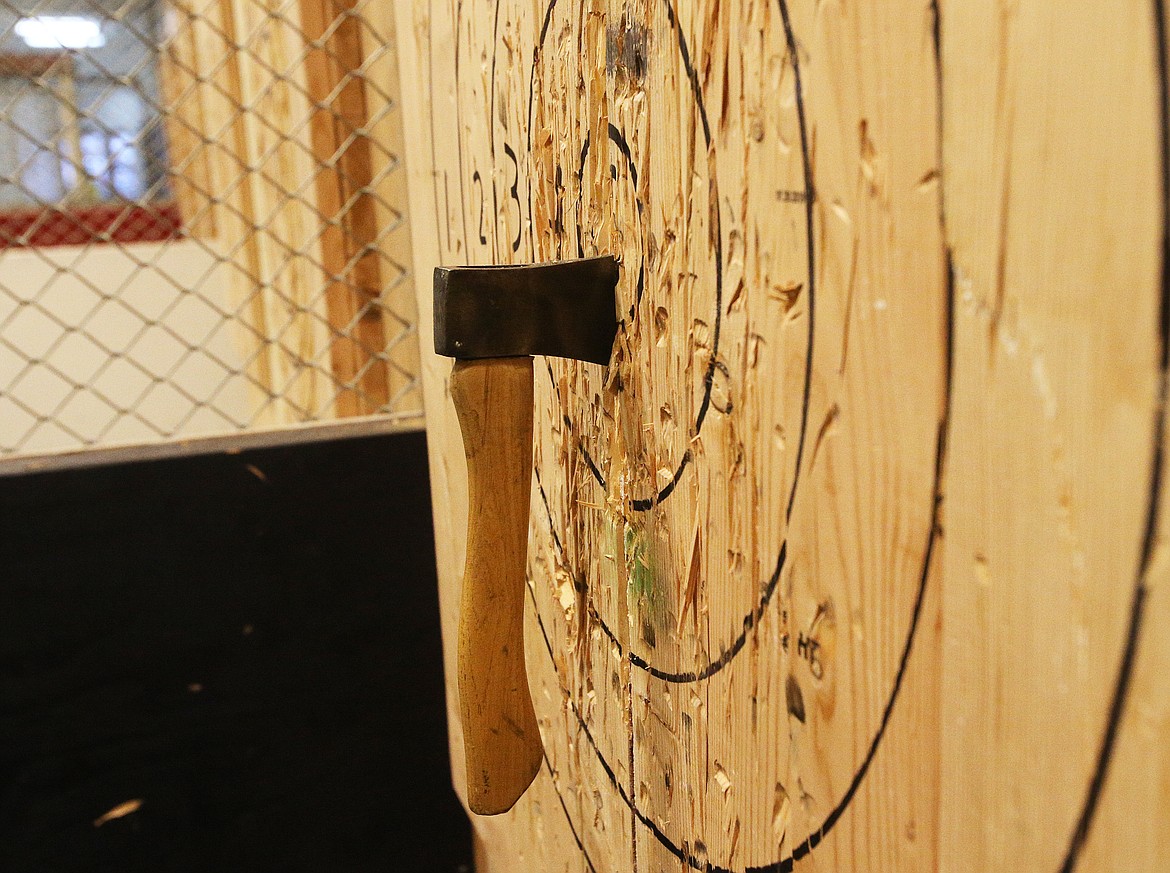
[
  {"x1": 161, "y1": 0, "x2": 282, "y2": 415},
  {"x1": 159, "y1": 13, "x2": 217, "y2": 239},
  {"x1": 299, "y1": 0, "x2": 389, "y2": 416}
]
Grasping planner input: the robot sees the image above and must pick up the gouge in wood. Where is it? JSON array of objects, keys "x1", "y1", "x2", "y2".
[{"x1": 434, "y1": 256, "x2": 618, "y2": 815}]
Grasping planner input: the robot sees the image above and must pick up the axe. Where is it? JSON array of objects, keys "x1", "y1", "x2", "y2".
[{"x1": 433, "y1": 256, "x2": 619, "y2": 815}]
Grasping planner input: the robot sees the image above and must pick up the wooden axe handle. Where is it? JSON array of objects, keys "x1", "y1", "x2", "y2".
[{"x1": 449, "y1": 356, "x2": 542, "y2": 815}]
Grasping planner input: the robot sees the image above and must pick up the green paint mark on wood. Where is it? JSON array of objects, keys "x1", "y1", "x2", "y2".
[{"x1": 624, "y1": 522, "x2": 653, "y2": 597}]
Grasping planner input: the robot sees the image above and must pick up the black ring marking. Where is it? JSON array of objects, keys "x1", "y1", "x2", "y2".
[
  {"x1": 545, "y1": 756, "x2": 599, "y2": 873},
  {"x1": 530, "y1": 417, "x2": 946, "y2": 871},
  {"x1": 779, "y1": 0, "x2": 818, "y2": 524},
  {"x1": 537, "y1": 464, "x2": 781, "y2": 683},
  {"x1": 527, "y1": 0, "x2": 561, "y2": 263},
  {"x1": 573, "y1": 125, "x2": 646, "y2": 316},
  {"x1": 1056, "y1": 1, "x2": 1167, "y2": 868},
  {"x1": 528, "y1": 587, "x2": 600, "y2": 871},
  {"x1": 607, "y1": 122, "x2": 638, "y2": 189},
  {"x1": 529, "y1": 0, "x2": 738, "y2": 515},
  {"x1": 536, "y1": 0, "x2": 816, "y2": 682},
  {"x1": 710, "y1": 359, "x2": 733, "y2": 414},
  {"x1": 524, "y1": 0, "x2": 950, "y2": 868},
  {"x1": 575, "y1": 135, "x2": 589, "y2": 260},
  {"x1": 521, "y1": 0, "x2": 945, "y2": 868}
]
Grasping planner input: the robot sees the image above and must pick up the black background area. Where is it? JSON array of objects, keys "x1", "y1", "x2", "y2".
[{"x1": 0, "y1": 430, "x2": 472, "y2": 873}]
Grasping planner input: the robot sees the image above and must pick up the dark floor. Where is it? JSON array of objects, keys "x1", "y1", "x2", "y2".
[{"x1": 0, "y1": 429, "x2": 472, "y2": 873}]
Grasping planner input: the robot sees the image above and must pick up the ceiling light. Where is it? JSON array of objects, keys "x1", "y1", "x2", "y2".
[{"x1": 14, "y1": 16, "x2": 106, "y2": 50}]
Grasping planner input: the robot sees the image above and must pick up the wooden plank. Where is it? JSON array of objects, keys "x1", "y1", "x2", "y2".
[
  {"x1": 354, "y1": 0, "x2": 422, "y2": 412},
  {"x1": 299, "y1": 0, "x2": 390, "y2": 416},
  {"x1": 160, "y1": 18, "x2": 219, "y2": 240},
  {"x1": 392, "y1": 0, "x2": 470, "y2": 804},
  {"x1": 938, "y1": 2, "x2": 1170, "y2": 871},
  {"x1": 230, "y1": 0, "x2": 336, "y2": 421},
  {"x1": 401, "y1": 0, "x2": 1170, "y2": 870},
  {"x1": 161, "y1": 0, "x2": 283, "y2": 418}
]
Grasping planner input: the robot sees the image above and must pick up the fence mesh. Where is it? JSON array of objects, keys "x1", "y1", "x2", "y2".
[{"x1": 0, "y1": 0, "x2": 420, "y2": 457}]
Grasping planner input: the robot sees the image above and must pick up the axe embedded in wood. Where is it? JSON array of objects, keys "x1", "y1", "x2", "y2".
[{"x1": 433, "y1": 256, "x2": 618, "y2": 815}]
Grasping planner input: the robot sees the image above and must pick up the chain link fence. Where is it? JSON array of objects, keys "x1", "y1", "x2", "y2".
[{"x1": 0, "y1": 0, "x2": 420, "y2": 457}]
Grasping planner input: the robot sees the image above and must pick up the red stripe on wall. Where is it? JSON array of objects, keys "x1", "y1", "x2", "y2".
[{"x1": 0, "y1": 202, "x2": 183, "y2": 249}]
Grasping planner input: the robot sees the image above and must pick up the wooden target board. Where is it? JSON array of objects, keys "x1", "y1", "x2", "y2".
[{"x1": 394, "y1": 1, "x2": 1170, "y2": 871}]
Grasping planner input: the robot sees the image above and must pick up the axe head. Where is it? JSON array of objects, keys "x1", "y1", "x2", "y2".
[{"x1": 434, "y1": 256, "x2": 619, "y2": 365}]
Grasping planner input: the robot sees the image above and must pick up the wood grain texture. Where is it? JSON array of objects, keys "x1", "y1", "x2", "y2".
[
  {"x1": 939, "y1": 2, "x2": 1170, "y2": 871},
  {"x1": 299, "y1": 0, "x2": 390, "y2": 416},
  {"x1": 451, "y1": 356, "x2": 544, "y2": 814},
  {"x1": 399, "y1": 0, "x2": 1170, "y2": 869},
  {"x1": 196, "y1": 0, "x2": 332, "y2": 423}
]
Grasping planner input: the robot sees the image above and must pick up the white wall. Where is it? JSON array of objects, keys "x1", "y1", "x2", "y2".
[{"x1": 0, "y1": 239, "x2": 253, "y2": 455}]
